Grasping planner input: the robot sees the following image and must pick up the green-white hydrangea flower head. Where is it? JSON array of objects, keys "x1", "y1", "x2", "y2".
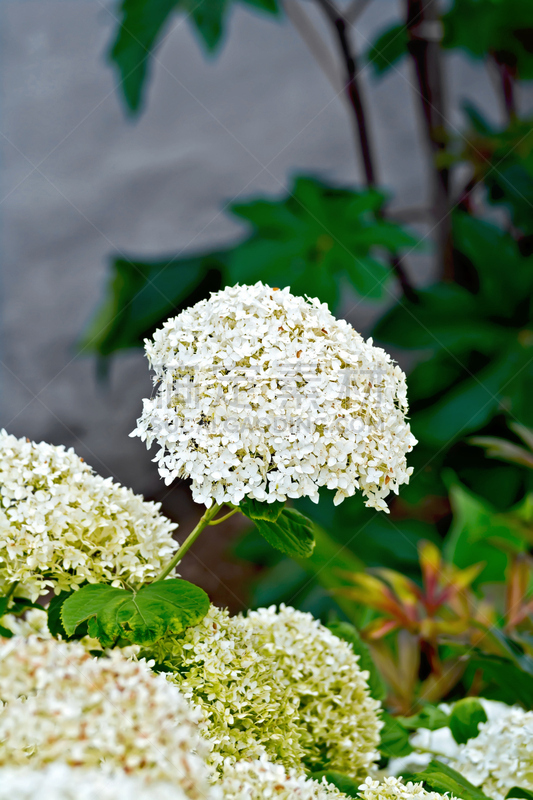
[
  {"x1": 150, "y1": 604, "x2": 382, "y2": 779},
  {"x1": 450, "y1": 704, "x2": 533, "y2": 800},
  {"x1": 0, "y1": 430, "x2": 179, "y2": 600},
  {"x1": 359, "y1": 777, "x2": 461, "y2": 800},
  {"x1": 0, "y1": 636, "x2": 213, "y2": 796},
  {"x1": 220, "y1": 756, "x2": 349, "y2": 800},
  {"x1": 0, "y1": 765, "x2": 215, "y2": 800},
  {"x1": 132, "y1": 282, "x2": 416, "y2": 511}
]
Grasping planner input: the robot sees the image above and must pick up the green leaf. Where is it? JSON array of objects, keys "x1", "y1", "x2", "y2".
[
  {"x1": 443, "y1": 0, "x2": 533, "y2": 80},
  {"x1": 445, "y1": 481, "x2": 524, "y2": 585},
  {"x1": 110, "y1": 0, "x2": 278, "y2": 112},
  {"x1": 80, "y1": 253, "x2": 224, "y2": 357},
  {"x1": 399, "y1": 705, "x2": 450, "y2": 732},
  {"x1": 110, "y1": 0, "x2": 181, "y2": 112},
  {"x1": 61, "y1": 579, "x2": 209, "y2": 646},
  {"x1": 449, "y1": 698, "x2": 487, "y2": 744},
  {"x1": 415, "y1": 760, "x2": 491, "y2": 800},
  {"x1": 379, "y1": 711, "x2": 413, "y2": 757},
  {"x1": 229, "y1": 177, "x2": 416, "y2": 309},
  {"x1": 506, "y1": 789, "x2": 533, "y2": 800},
  {"x1": 310, "y1": 771, "x2": 361, "y2": 798},
  {"x1": 327, "y1": 620, "x2": 386, "y2": 701},
  {"x1": 47, "y1": 589, "x2": 89, "y2": 639},
  {"x1": 0, "y1": 625, "x2": 13, "y2": 639},
  {"x1": 245, "y1": 507, "x2": 315, "y2": 558},
  {"x1": 367, "y1": 24, "x2": 409, "y2": 75},
  {"x1": 462, "y1": 649, "x2": 533, "y2": 707},
  {"x1": 239, "y1": 497, "x2": 285, "y2": 522}
]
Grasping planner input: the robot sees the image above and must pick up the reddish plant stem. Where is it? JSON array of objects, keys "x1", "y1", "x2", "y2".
[
  {"x1": 405, "y1": 0, "x2": 453, "y2": 280},
  {"x1": 315, "y1": 0, "x2": 417, "y2": 302}
]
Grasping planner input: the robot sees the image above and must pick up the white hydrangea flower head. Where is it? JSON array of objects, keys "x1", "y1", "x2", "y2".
[
  {"x1": 450, "y1": 704, "x2": 533, "y2": 800},
  {"x1": 132, "y1": 283, "x2": 416, "y2": 511},
  {"x1": 0, "y1": 430, "x2": 179, "y2": 600},
  {"x1": 0, "y1": 765, "x2": 220, "y2": 800},
  {"x1": 0, "y1": 608, "x2": 49, "y2": 638},
  {"x1": 150, "y1": 604, "x2": 382, "y2": 779},
  {"x1": 0, "y1": 636, "x2": 213, "y2": 796},
  {"x1": 219, "y1": 756, "x2": 348, "y2": 800},
  {"x1": 359, "y1": 776, "x2": 460, "y2": 800}
]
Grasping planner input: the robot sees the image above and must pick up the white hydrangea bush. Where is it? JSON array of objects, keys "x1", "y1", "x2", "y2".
[
  {"x1": 359, "y1": 777, "x2": 459, "y2": 800},
  {"x1": 0, "y1": 765, "x2": 216, "y2": 800},
  {"x1": 0, "y1": 636, "x2": 213, "y2": 797},
  {"x1": 450, "y1": 704, "x2": 533, "y2": 800},
  {"x1": 150, "y1": 604, "x2": 382, "y2": 780},
  {"x1": 132, "y1": 282, "x2": 416, "y2": 511},
  {"x1": 219, "y1": 756, "x2": 348, "y2": 800},
  {"x1": 0, "y1": 431, "x2": 178, "y2": 599}
]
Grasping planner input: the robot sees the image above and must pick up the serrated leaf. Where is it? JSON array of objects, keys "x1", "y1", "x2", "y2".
[
  {"x1": 248, "y1": 508, "x2": 315, "y2": 558},
  {"x1": 415, "y1": 760, "x2": 491, "y2": 800},
  {"x1": 327, "y1": 620, "x2": 386, "y2": 701},
  {"x1": 240, "y1": 497, "x2": 285, "y2": 522},
  {"x1": 48, "y1": 589, "x2": 90, "y2": 639},
  {"x1": 449, "y1": 698, "x2": 487, "y2": 744},
  {"x1": 62, "y1": 579, "x2": 209, "y2": 646},
  {"x1": 310, "y1": 771, "x2": 361, "y2": 798}
]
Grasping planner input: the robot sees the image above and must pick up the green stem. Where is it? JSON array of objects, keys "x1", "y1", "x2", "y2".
[
  {"x1": 208, "y1": 507, "x2": 239, "y2": 526},
  {"x1": 155, "y1": 504, "x2": 222, "y2": 582}
]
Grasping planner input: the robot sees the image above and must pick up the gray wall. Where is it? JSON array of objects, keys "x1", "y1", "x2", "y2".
[{"x1": 0, "y1": 0, "x2": 521, "y2": 498}]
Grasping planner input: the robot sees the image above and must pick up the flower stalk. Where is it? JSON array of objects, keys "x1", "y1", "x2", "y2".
[{"x1": 155, "y1": 503, "x2": 223, "y2": 581}]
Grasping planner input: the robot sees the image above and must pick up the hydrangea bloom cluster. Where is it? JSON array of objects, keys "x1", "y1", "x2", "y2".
[
  {"x1": 150, "y1": 604, "x2": 382, "y2": 779},
  {"x1": 0, "y1": 430, "x2": 178, "y2": 599},
  {"x1": 450, "y1": 704, "x2": 533, "y2": 800},
  {"x1": 132, "y1": 283, "x2": 416, "y2": 511},
  {"x1": 219, "y1": 756, "x2": 348, "y2": 800},
  {"x1": 359, "y1": 777, "x2": 459, "y2": 800},
  {"x1": 0, "y1": 636, "x2": 213, "y2": 797},
  {"x1": 0, "y1": 765, "x2": 211, "y2": 800},
  {"x1": 0, "y1": 608, "x2": 49, "y2": 638}
]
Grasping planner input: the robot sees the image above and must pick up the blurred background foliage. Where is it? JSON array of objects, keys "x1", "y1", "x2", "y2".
[{"x1": 86, "y1": 0, "x2": 533, "y2": 715}]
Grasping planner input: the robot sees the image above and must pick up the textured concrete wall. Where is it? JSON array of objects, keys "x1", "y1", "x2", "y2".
[{"x1": 0, "y1": 0, "x2": 521, "y2": 499}]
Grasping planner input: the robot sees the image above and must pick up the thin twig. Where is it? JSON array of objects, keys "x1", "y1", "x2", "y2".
[
  {"x1": 494, "y1": 58, "x2": 517, "y2": 122},
  {"x1": 314, "y1": 0, "x2": 417, "y2": 300},
  {"x1": 405, "y1": 0, "x2": 453, "y2": 280}
]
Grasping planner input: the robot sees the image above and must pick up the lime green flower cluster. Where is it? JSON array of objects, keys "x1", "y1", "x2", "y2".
[{"x1": 149, "y1": 604, "x2": 382, "y2": 780}]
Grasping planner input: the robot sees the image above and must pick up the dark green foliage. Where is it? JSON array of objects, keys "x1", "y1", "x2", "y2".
[
  {"x1": 506, "y1": 790, "x2": 533, "y2": 800},
  {"x1": 367, "y1": 24, "x2": 409, "y2": 75},
  {"x1": 449, "y1": 698, "x2": 487, "y2": 744},
  {"x1": 110, "y1": 0, "x2": 278, "y2": 111},
  {"x1": 443, "y1": 0, "x2": 533, "y2": 78},
  {"x1": 379, "y1": 712, "x2": 413, "y2": 757},
  {"x1": 229, "y1": 178, "x2": 416, "y2": 308},
  {"x1": 80, "y1": 253, "x2": 224, "y2": 356},
  {"x1": 415, "y1": 761, "x2": 492, "y2": 800},
  {"x1": 240, "y1": 503, "x2": 316, "y2": 558}
]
